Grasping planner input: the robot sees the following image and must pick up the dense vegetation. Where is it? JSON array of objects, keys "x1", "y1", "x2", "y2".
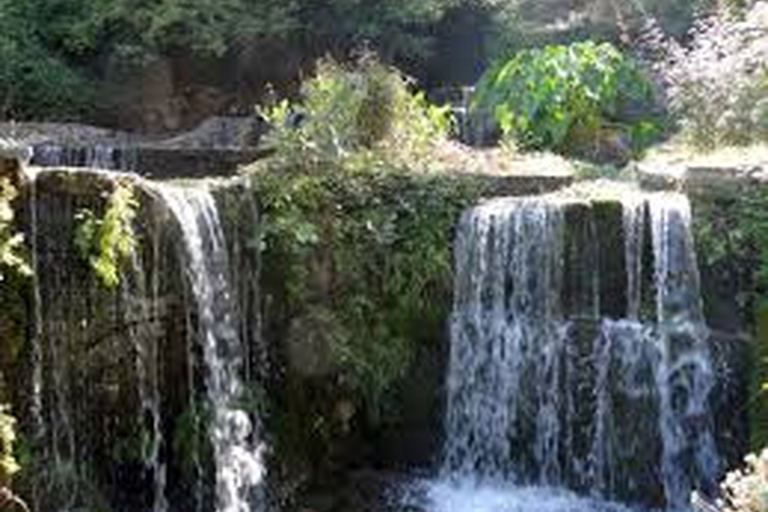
[
  {"x1": 0, "y1": 160, "x2": 30, "y2": 494},
  {"x1": 253, "y1": 57, "x2": 475, "y2": 404},
  {"x1": 4, "y1": 0, "x2": 768, "y2": 509},
  {"x1": 0, "y1": 0, "x2": 473, "y2": 120},
  {"x1": 254, "y1": 164, "x2": 479, "y2": 405},
  {"x1": 248, "y1": 59, "x2": 484, "y2": 474},
  {"x1": 466, "y1": 0, "x2": 768, "y2": 156},
  {"x1": 0, "y1": 0, "x2": 724, "y2": 123},
  {"x1": 259, "y1": 55, "x2": 452, "y2": 169}
]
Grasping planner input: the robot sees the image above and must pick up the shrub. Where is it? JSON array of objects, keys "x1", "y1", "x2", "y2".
[
  {"x1": 259, "y1": 54, "x2": 453, "y2": 170},
  {"x1": 251, "y1": 162, "x2": 482, "y2": 411},
  {"x1": 642, "y1": 2, "x2": 768, "y2": 149},
  {"x1": 472, "y1": 41, "x2": 661, "y2": 159}
]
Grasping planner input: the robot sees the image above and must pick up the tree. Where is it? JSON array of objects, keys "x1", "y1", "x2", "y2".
[{"x1": 0, "y1": 0, "x2": 473, "y2": 120}]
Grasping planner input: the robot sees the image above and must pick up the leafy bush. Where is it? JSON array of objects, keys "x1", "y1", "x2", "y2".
[
  {"x1": 642, "y1": 2, "x2": 768, "y2": 149},
  {"x1": 251, "y1": 162, "x2": 481, "y2": 409},
  {"x1": 253, "y1": 56, "x2": 475, "y2": 408},
  {"x1": 472, "y1": 41, "x2": 661, "y2": 158},
  {"x1": 259, "y1": 54, "x2": 453, "y2": 170}
]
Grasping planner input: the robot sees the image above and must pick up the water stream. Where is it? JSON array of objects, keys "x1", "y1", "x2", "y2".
[
  {"x1": 412, "y1": 189, "x2": 721, "y2": 512},
  {"x1": 151, "y1": 183, "x2": 266, "y2": 512}
]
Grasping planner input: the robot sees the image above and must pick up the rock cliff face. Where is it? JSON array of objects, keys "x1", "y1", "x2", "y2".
[
  {"x1": 97, "y1": 44, "x2": 307, "y2": 133},
  {"x1": 0, "y1": 121, "x2": 270, "y2": 178}
]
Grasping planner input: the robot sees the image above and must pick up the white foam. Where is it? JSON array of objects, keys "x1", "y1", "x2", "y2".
[{"x1": 404, "y1": 479, "x2": 651, "y2": 512}]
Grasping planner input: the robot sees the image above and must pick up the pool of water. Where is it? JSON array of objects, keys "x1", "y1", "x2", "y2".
[{"x1": 399, "y1": 479, "x2": 665, "y2": 512}]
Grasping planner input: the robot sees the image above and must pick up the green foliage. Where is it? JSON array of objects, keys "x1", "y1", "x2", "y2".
[
  {"x1": 260, "y1": 55, "x2": 452, "y2": 170},
  {"x1": 0, "y1": 0, "x2": 291, "y2": 119},
  {"x1": 751, "y1": 302, "x2": 768, "y2": 451},
  {"x1": 473, "y1": 41, "x2": 661, "y2": 157},
  {"x1": 286, "y1": 0, "x2": 465, "y2": 60},
  {"x1": 0, "y1": 0, "x2": 467, "y2": 119},
  {"x1": 693, "y1": 189, "x2": 768, "y2": 449},
  {"x1": 252, "y1": 161, "x2": 481, "y2": 408},
  {"x1": 254, "y1": 55, "x2": 468, "y2": 409},
  {"x1": 0, "y1": 0, "x2": 723, "y2": 122},
  {"x1": 172, "y1": 400, "x2": 212, "y2": 478},
  {"x1": 74, "y1": 180, "x2": 138, "y2": 289},
  {"x1": 694, "y1": 189, "x2": 768, "y2": 299},
  {"x1": 0, "y1": 177, "x2": 31, "y2": 281},
  {"x1": 0, "y1": 404, "x2": 19, "y2": 484},
  {"x1": 0, "y1": 0, "x2": 95, "y2": 119}
]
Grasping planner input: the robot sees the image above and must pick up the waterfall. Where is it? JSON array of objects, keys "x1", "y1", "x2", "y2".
[
  {"x1": 151, "y1": 183, "x2": 266, "y2": 512},
  {"x1": 27, "y1": 168, "x2": 266, "y2": 512},
  {"x1": 649, "y1": 195, "x2": 720, "y2": 509},
  {"x1": 123, "y1": 249, "x2": 168, "y2": 512},
  {"x1": 27, "y1": 173, "x2": 45, "y2": 512},
  {"x1": 435, "y1": 189, "x2": 720, "y2": 511},
  {"x1": 31, "y1": 143, "x2": 136, "y2": 171}
]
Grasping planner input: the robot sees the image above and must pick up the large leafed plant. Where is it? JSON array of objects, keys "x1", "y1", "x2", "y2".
[{"x1": 473, "y1": 41, "x2": 661, "y2": 157}]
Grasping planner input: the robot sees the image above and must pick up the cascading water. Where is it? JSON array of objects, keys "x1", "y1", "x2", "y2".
[
  {"x1": 649, "y1": 195, "x2": 720, "y2": 509},
  {"x1": 151, "y1": 183, "x2": 266, "y2": 512},
  {"x1": 26, "y1": 165, "x2": 266, "y2": 512},
  {"x1": 123, "y1": 249, "x2": 168, "y2": 512},
  {"x1": 27, "y1": 172, "x2": 46, "y2": 512},
  {"x1": 417, "y1": 187, "x2": 721, "y2": 512}
]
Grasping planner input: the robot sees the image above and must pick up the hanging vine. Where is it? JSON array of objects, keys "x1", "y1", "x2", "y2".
[{"x1": 74, "y1": 179, "x2": 139, "y2": 289}]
